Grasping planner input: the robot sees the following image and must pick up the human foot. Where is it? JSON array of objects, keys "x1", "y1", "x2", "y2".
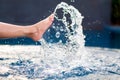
[{"x1": 26, "y1": 14, "x2": 54, "y2": 41}]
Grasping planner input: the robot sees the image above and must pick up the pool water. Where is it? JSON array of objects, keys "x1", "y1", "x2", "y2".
[
  {"x1": 0, "y1": 46, "x2": 120, "y2": 80},
  {"x1": 0, "y1": 2, "x2": 120, "y2": 80}
]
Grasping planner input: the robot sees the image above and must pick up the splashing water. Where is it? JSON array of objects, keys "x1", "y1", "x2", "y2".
[
  {"x1": 39, "y1": 2, "x2": 86, "y2": 70},
  {"x1": 23, "y1": 3, "x2": 87, "y2": 78},
  {"x1": 10, "y1": 2, "x2": 88, "y2": 79},
  {"x1": 53, "y1": 2, "x2": 85, "y2": 45},
  {"x1": 0, "y1": 2, "x2": 120, "y2": 80}
]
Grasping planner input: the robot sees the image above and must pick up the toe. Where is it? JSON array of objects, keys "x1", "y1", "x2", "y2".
[{"x1": 49, "y1": 14, "x2": 54, "y2": 21}]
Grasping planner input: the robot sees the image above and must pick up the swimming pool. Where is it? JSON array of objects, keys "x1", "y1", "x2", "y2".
[
  {"x1": 0, "y1": 46, "x2": 120, "y2": 80},
  {"x1": 0, "y1": 2, "x2": 120, "y2": 80}
]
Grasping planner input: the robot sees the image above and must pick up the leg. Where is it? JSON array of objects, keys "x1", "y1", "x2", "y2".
[
  {"x1": 27, "y1": 14, "x2": 54, "y2": 41},
  {"x1": 0, "y1": 14, "x2": 54, "y2": 41}
]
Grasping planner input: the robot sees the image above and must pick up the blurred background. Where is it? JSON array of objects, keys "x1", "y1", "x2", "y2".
[{"x1": 0, "y1": 0, "x2": 120, "y2": 49}]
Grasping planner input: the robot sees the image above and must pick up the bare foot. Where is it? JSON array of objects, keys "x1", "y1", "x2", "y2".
[{"x1": 26, "y1": 14, "x2": 54, "y2": 41}]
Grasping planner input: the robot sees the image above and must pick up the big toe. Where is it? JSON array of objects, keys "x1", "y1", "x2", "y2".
[{"x1": 48, "y1": 14, "x2": 54, "y2": 22}]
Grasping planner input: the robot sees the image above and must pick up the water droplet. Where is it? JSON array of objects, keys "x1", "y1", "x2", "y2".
[
  {"x1": 56, "y1": 32, "x2": 60, "y2": 38},
  {"x1": 53, "y1": 26, "x2": 56, "y2": 29},
  {"x1": 60, "y1": 26, "x2": 64, "y2": 31},
  {"x1": 71, "y1": 0, "x2": 75, "y2": 2},
  {"x1": 47, "y1": 29, "x2": 50, "y2": 32}
]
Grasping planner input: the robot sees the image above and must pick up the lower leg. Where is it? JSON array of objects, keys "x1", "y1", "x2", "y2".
[{"x1": 0, "y1": 14, "x2": 54, "y2": 41}]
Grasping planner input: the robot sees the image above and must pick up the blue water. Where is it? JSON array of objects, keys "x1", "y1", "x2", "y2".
[{"x1": 0, "y1": 46, "x2": 120, "y2": 80}]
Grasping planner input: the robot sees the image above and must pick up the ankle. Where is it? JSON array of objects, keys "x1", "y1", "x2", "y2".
[{"x1": 23, "y1": 25, "x2": 36, "y2": 37}]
